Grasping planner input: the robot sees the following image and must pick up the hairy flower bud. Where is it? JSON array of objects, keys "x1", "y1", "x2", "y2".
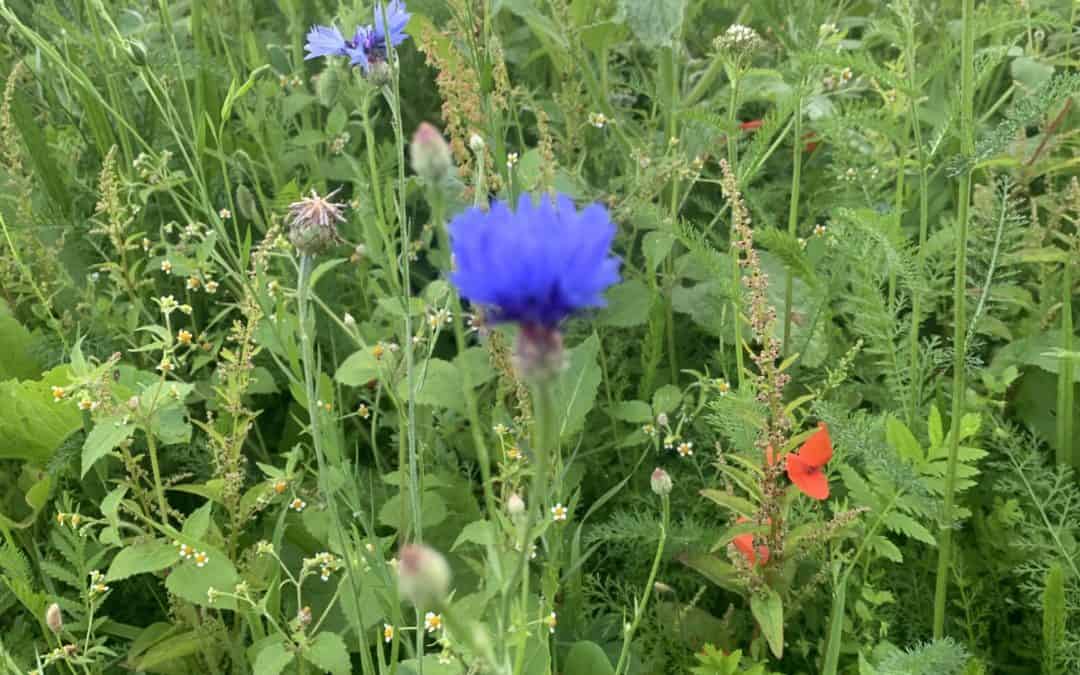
[
  {"x1": 507, "y1": 493, "x2": 525, "y2": 516},
  {"x1": 46, "y1": 603, "x2": 63, "y2": 634},
  {"x1": 398, "y1": 544, "x2": 451, "y2": 608},
  {"x1": 650, "y1": 467, "x2": 672, "y2": 496},
  {"x1": 410, "y1": 123, "x2": 455, "y2": 185},
  {"x1": 287, "y1": 189, "x2": 347, "y2": 256},
  {"x1": 469, "y1": 133, "x2": 485, "y2": 153}
]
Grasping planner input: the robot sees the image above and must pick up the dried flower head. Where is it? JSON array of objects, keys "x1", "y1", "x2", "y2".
[{"x1": 287, "y1": 189, "x2": 347, "y2": 255}]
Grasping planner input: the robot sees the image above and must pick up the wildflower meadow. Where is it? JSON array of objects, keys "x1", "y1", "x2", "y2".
[{"x1": 0, "y1": 0, "x2": 1078, "y2": 673}]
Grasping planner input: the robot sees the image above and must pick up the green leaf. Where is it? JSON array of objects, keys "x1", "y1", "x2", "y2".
[
  {"x1": 251, "y1": 637, "x2": 295, "y2": 675},
  {"x1": 164, "y1": 546, "x2": 238, "y2": 610},
  {"x1": 107, "y1": 541, "x2": 179, "y2": 582},
  {"x1": 651, "y1": 385, "x2": 682, "y2": 415},
  {"x1": 182, "y1": 502, "x2": 214, "y2": 540},
  {"x1": 883, "y1": 512, "x2": 936, "y2": 546},
  {"x1": 128, "y1": 630, "x2": 207, "y2": 670},
  {"x1": 303, "y1": 632, "x2": 351, "y2": 675},
  {"x1": 0, "y1": 300, "x2": 41, "y2": 380},
  {"x1": 378, "y1": 492, "x2": 448, "y2": 531},
  {"x1": 397, "y1": 359, "x2": 468, "y2": 412},
  {"x1": 553, "y1": 334, "x2": 602, "y2": 439},
  {"x1": 618, "y1": 0, "x2": 685, "y2": 48},
  {"x1": 885, "y1": 416, "x2": 923, "y2": 464},
  {"x1": 336, "y1": 348, "x2": 380, "y2": 387},
  {"x1": 928, "y1": 406, "x2": 944, "y2": 448},
  {"x1": 609, "y1": 400, "x2": 653, "y2": 423},
  {"x1": 82, "y1": 419, "x2": 135, "y2": 478},
  {"x1": 680, "y1": 552, "x2": 741, "y2": 592},
  {"x1": 700, "y1": 489, "x2": 757, "y2": 517},
  {"x1": 0, "y1": 366, "x2": 82, "y2": 462},
  {"x1": 750, "y1": 587, "x2": 784, "y2": 658},
  {"x1": 452, "y1": 520, "x2": 495, "y2": 551},
  {"x1": 564, "y1": 641, "x2": 615, "y2": 675},
  {"x1": 599, "y1": 280, "x2": 653, "y2": 328}
]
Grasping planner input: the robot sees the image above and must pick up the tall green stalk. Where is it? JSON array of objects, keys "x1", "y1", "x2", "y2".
[
  {"x1": 905, "y1": 0, "x2": 931, "y2": 428},
  {"x1": 781, "y1": 93, "x2": 803, "y2": 356},
  {"x1": 932, "y1": 0, "x2": 976, "y2": 639},
  {"x1": 1057, "y1": 260, "x2": 1074, "y2": 468},
  {"x1": 613, "y1": 494, "x2": 668, "y2": 675}
]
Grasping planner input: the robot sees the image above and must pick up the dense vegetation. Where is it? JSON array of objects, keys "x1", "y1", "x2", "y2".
[{"x1": 0, "y1": 0, "x2": 1078, "y2": 673}]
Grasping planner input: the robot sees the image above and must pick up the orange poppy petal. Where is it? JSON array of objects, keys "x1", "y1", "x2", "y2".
[
  {"x1": 787, "y1": 454, "x2": 830, "y2": 500},
  {"x1": 733, "y1": 533, "x2": 757, "y2": 565},
  {"x1": 798, "y1": 423, "x2": 833, "y2": 468}
]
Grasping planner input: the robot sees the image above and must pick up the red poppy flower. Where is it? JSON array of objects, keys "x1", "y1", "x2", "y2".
[
  {"x1": 785, "y1": 423, "x2": 833, "y2": 500},
  {"x1": 733, "y1": 516, "x2": 770, "y2": 566}
]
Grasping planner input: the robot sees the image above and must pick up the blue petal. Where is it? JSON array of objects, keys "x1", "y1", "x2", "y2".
[
  {"x1": 304, "y1": 25, "x2": 348, "y2": 60},
  {"x1": 448, "y1": 193, "x2": 621, "y2": 327},
  {"x1": 374, "y1": 0, "x2": 411, "y2": 47}
]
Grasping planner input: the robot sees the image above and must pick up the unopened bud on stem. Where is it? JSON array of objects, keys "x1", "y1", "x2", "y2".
[
  {"x1": 410, "y1": 123, "x2": 455, "y2": 184},
  {"x1": 398, "y1": 544, "x2": 451, "y2": 608}
]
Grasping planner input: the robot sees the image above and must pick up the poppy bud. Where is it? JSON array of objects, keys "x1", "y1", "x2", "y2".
[
  {"x1": 469, "y1": 133, "x2": 485, "y2": 153},
  {"x1": 650, "y1": 467, "x2": 672, "y2": 496},
  {"x1": 410, "y1": 123, "x2": 455, "y2": 185},
  {"x1": 398, "y1": 544, "x2": 451, "y2": 608},
  {"x1": 46, "y1": 603, "x2": 63, "y2": 634},
  {"x1": 507, "y1": 493, "x2": 525, "y2": 516}
]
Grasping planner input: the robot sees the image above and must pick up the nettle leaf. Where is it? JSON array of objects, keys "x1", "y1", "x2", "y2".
[
  {"x1": 452, "y1": 520, "x2": 495, "y2": 551},
  {"x1": 107, "y1": 541, "x2": 179, "y2": 581},
  {"x1": 609, "y1": 400, "x2": 653, "y2": 423},
  {"x1": 554, "y1": 334, "x2": 602, "y2": 439},
  {"x1": 82, "y1": 419, "x2": 135, "y2": 478},
  {"x1": 164, "y1": 546, "x2": 238, "y2": 610},
  {"x1": 599, "y1": 279, "x2": 653, "y2": 328},
  {"x1": 303, "y1": 632, "x2": 350, "y2": 675},
  {"x1": 0, "y1": 300, "x2": 41, "y2": 380},
  {"x1": 0, "y1": 366, "x2": 82, "y2": 462},
  {"x1": 336, "y1": 348, "x2": 380, "y2": 386},
  {"x1": 250, "y1": 636, "x2": 295, "y2": 675},
  {"x1": 651, "y1": 385, "x2": 682, "y2": 415},
  {"x1": 750, "y1": 587, "x2": 784, "y2": 658},
  {"x1": 618, "y1": 0, "x2": 685, "y2": 48},
  {"x1": 396, "y1": 358, "x2": 469, "y2": 413}
]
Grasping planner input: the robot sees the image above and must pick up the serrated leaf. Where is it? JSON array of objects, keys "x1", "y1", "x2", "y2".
[
  {"x1": 599, "y1": 280, "x2": 653, "y2": 328},
  {"x1": 82, "y1": 419, "x2": 135, "y2": 478},
  {"x1": 0, "y1": 366, "x2": 82, "y2": 462},
  {"x1": 609, "y1": 400, "x2": 653, "y2": 423},
  {"x1": 107, "y1": 541, "x2": 179, "y2": 581},
  {"x1": 883, "y1": 512, "x2": 936, "y2": 546},
  {"x1": 452, "y1": 520, "x2": 495, "y2": 551},
  {"x1": 618, "y1": 0, "x2": 685, "y2": 48},
  {"x1": 553, "y1": 334, "x2": 602, "y2": 439},
  {"x1": 700, "y1": 489, "x2": 757, "y2": 517},
  {"x1": 750, "y1": 587, "x2": 784, "y2": 658},
  {"x1": 164, "y1": 546, "x2": 237, "y2": 609},
  {"x1": 651, "y1": 385, "x2": 682, "y2": 414},
  {"x1": 304, "y1": 632, "x2": 351, "y2": 675},
  {"x1": 251, "y1": 637, "x2": 295, "y2": 675}
]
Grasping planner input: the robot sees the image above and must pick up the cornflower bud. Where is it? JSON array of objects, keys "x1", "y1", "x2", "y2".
[{"x1": 410, "y1": 122, "x2": 455, "y2": 184}]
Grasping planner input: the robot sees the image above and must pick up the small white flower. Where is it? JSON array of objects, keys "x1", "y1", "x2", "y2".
[
  {"x1": 676, "y1": 441, "x2": 694, "y2": 458},
  {"x1": 424, "y1": 611, "x2": 443, "y2": 633},
  {"x1": 551, "y1": 503, "x2": 568, "y2": 522}
]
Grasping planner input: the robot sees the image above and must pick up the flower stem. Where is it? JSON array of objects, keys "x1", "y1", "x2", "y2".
[
  {"x1": 781, "y1": 93, "x2": 803, "y2": 356},
  {"x1": 613, "y1": 495, "x2": 668, "y2": 675},
  {"x1": 932, "y1": 0, "x2": 975, "y2": 639},
  {"x1": 144, "y1": 431, "x2": 170, "y2": 525}
]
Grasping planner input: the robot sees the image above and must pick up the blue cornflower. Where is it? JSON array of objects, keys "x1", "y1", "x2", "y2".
[
  {"x1": 373, "y1": 0, "x2": 411, "y2": 50},
  {"x1": 448, "y1": 194, "x2": 621, "y2": 329},
  {"x1": 303, "y1": 1, "x2": 411, "y2": 71},
  {"x1": 303, "y1": 25, "x2": 348, "y2": 60}
]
